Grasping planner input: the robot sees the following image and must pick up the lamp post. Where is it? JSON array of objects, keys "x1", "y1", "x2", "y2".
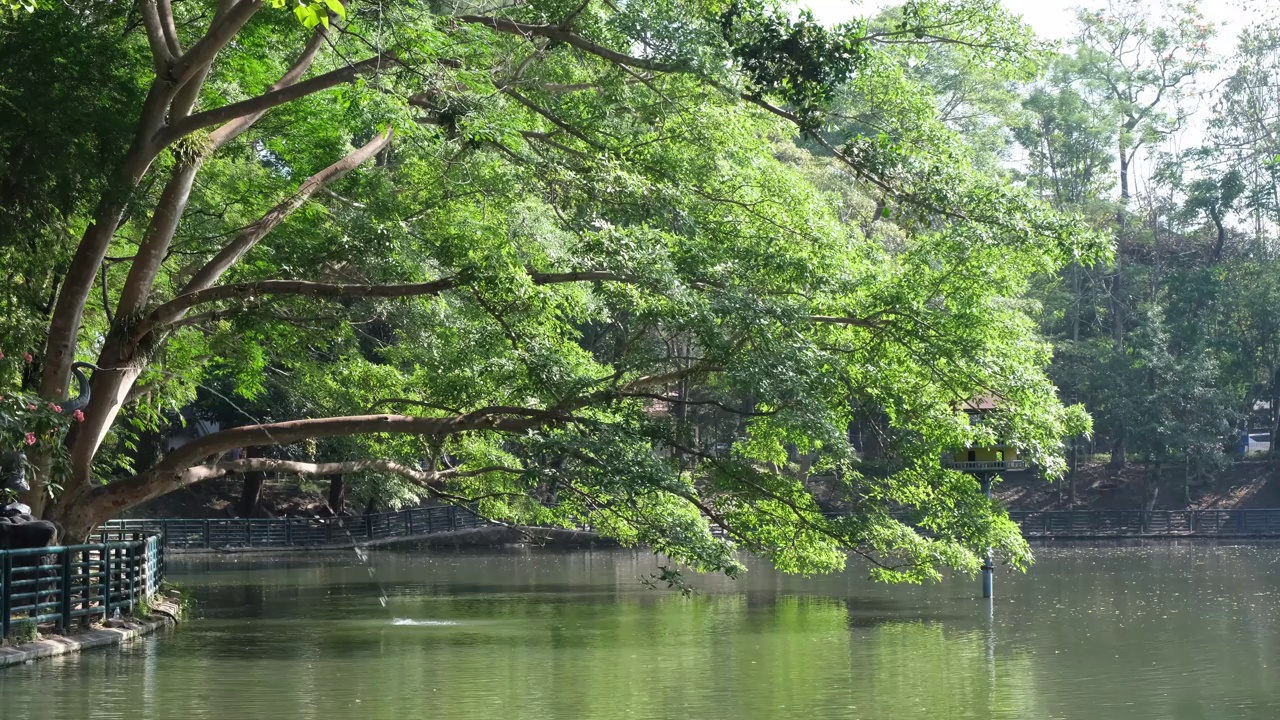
[{"x1": 979, "y1": 472, "x2": 993, "y2": 600}]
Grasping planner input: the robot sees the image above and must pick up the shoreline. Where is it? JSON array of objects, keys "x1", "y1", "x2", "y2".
[{"x1": 0, "y1": 598, "x2": 183, "y2": 670}]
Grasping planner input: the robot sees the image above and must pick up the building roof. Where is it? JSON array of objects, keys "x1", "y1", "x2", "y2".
[{"x1": 961, "y1": 395, "x2": 1000, "y2": 412}]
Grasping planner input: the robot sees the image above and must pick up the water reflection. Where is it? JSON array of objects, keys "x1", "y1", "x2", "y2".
[{"x1": 1, "y1": 545, "x2": 1280, "y2": 719}]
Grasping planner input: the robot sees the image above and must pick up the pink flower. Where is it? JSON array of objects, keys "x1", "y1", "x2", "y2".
[
  {"x1": 22, "y1": 352, "x2": 32, "y2": 363},
  {"x1": 73, "y1": 409, "x2": 84, "y2": 423},
  {"x1": 24, "y1": 432, "x2": 36, "y2": 446},
  {"x1": 48, "y1": 403, "x2": 61, "y2": 413}
]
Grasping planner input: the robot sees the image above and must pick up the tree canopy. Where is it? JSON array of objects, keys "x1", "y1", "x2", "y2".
[{"x1": 0, "y1": 0, "x2": 1099, "y2": 581}]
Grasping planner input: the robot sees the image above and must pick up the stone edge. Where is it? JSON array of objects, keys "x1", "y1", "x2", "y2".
[{"x1": 0, "y1": 600, "x2": 180, "y2": 669}]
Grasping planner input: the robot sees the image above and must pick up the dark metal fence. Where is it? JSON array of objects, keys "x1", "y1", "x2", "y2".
[
  {"x1": 96, "y1": 506, "x2": 1280, "y2": 556},
  {"x1": 103, "y1": 505, "x2": 487, "y2": 550},
  {"x1": 1007, "y1": 508, "x2": 1280, "y2": 537},
  {"x1": 1, "y1": 532, "x2": 163, "y2": 638}
]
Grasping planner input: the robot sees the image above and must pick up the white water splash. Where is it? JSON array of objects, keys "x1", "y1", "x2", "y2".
[{"x1": 391, "y1": 618, "x2": 459, "y2": 627}]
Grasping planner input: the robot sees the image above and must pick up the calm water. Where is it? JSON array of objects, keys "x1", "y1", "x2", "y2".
[{"x1": 2, "y1": 544, "x2": 1280, "y2": 719}]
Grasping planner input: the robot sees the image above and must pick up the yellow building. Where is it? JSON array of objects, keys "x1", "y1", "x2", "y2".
[{"x1": 941, "y1": 396, "x2": 1027, "y2": 473}]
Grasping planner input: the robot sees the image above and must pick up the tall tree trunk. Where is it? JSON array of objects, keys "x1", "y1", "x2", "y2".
[
  {"x1": 1068, "y1": 436, "x2": 1079, "y2": 507},
  {"x1": 1108, "y1": 147, "x2": 1131, "y2": 470},
  {"x1": 236, "y1": 447, "x2": 265, "y2": 517},
  {"x1": 327, "y1": 474, "x2": 346, "y2": 515},
  {"x1": 1183, "y1": 454, "x2": 1191, "y2": 505},
  {"x1": 1268, "y1": 368, "x2": 1280, "y2": 465}
]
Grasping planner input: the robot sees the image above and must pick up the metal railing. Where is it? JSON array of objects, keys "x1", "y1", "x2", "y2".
[
  {"x1": 103, "y1": 505, "x2": 488, "y2": 549},
  {"x1": 1, "y1": 532, "x2": 163, "y2": 638},
  {"x1": 97, "y1": 506, "x2": 1280, "y2": 557},
  {"x1": 941, "y1": 459, "x2": 1028, "y2": 471},
  {"x1": 1006, "y1": 508, "x2": 1280, "y2": 537}
]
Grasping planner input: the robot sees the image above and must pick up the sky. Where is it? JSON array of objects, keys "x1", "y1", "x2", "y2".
[{"x1": 800, "y1": 0, "x2": 1260, "y2": 45}]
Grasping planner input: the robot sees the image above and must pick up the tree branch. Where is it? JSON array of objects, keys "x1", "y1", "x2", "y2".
[
  {"x1": 139, "y1": 0, "x2": 177, "y2": 73},
  {"x1": 136, "y1": 270, "x2": 631, "y2": 340},
  {"x1": 502, "y1": 88, "x2": 606, "y2": 151},
  {"x1": 170, "y1": 0, "x2": 263, "y2": 88},
  {"x1": 87, "y1": 410, "x2": 575, "y2": 511},
  {"x1": 182, "y1": 128, "x2": 394, "y2": 293},
  {"x1": 158, "y1": 53, "x2": 394, "y2": 146},
  {"x1": 619, "y1": 391, "x2": 778, "y2": 416},
  {"x1": 457, "y1": 15, "x2": 687, "y2": 74},
  {"x1": 158, "y1": 0, "x2": 183, "y2": 56}
]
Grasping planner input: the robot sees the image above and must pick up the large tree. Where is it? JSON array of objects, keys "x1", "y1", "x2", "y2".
[
  {"x1": 1068, "y1": 0, "x2": 1215, "y2": 468},
  {"x1": 0, "y1": 0, "x2": 1097, "y2": 580}
]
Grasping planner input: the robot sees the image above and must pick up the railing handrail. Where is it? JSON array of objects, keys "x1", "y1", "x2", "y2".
[
  {"x1": 1, "y1": 530, "x2": 164, "y2": 639},
  {"x1": 0, "y1": 539, "x2": 151, "y2": 558}
]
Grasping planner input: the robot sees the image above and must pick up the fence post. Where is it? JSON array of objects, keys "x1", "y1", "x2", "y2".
[
  {"x1": 103, "y1": 546, "x2": 113, "y2": 622},
  {"x1": 128, "y1": 543, "x2": 138, "y2": 613},
  {"x1": 1, "y1": 551, "x2": 10, "y2": 639},
  {"x1": 59, "y1": 548, "x2": 72, "y2": 633},
  {"x1": 79, "y1": 549, "x2": 90, "y2": 625}
]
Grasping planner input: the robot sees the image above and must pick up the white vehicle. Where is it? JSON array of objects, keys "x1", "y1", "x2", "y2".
[{"x1": 1247, "y1": 431, "x2": 1272, "y2": 455}]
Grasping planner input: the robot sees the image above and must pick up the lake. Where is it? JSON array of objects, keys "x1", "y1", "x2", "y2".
[{"x1": 2, "y1": 543, "x2": 1279, "y2": 719}]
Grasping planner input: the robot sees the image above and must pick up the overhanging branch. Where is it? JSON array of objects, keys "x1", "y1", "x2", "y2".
[
  {"x1": 457, "y1": 15, "x2": 688, "y2": 74},
  {"x1": 135, "y1": 270, "x2": 633, "y2": 340}
]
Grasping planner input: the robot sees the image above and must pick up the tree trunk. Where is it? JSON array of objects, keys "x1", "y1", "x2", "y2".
[
  {"x1": 1143, "y1": 460, "x2": 1160, "y2": 513},
  {"x1": 327, "y1": 474, "x2": 346, "y2": 515},
  {"x1": 236, "y1": 448, "x2": 266, "y2": 517},
  {"x1": 1268, "y1": 368, "x2": 1280, "y2": 465},
  {"x1": 1108, "y1": 145, "x2": 1131, "y2": 471},
  {"x1": 1068, "y1": 436, "x2": 1079, "y2": 507},
  {"x1": 1183, "y1": 454, "x2": 1191, "y2": 505},
  {"x1": 1108, "y1": 427, "x2": 1126, "y2": 470}
]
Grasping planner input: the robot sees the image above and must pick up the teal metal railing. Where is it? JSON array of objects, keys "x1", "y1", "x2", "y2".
[{"x1": 1, "y1": 532, "x2": 163, "y2": 638}]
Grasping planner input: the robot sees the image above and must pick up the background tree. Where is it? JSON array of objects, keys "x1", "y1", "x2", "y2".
[{"x1": 1069, "y1": 0, "x2": 1215, "y2": 468}]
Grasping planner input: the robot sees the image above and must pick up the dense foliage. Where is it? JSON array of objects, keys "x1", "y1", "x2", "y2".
[
  {"x1": 0, "y1": 0, "x2": 1100, "y2": 581},
  {"x1": 1003, "y1": 1, "x2": 1280, "y2": 506}
]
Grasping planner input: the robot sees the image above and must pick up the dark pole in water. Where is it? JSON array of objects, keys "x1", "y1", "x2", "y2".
[{"x1": 980, "y1": 472, "x2": 993, "y2": 599}]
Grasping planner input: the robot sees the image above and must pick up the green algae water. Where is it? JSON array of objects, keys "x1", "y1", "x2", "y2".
[{"x1": 3, "y1": 544, "x2": 1280, "y2": 719}]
